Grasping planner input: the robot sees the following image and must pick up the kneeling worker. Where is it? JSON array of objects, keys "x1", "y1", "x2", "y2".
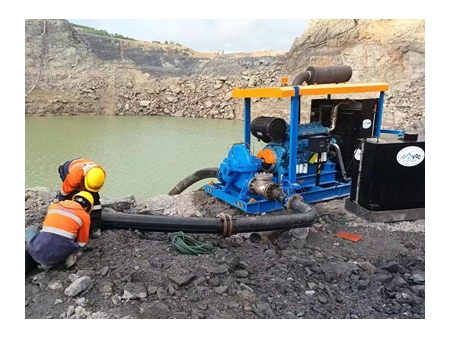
[{"x1": 25, "y1": 191, "x2": 94, "y2": 273}]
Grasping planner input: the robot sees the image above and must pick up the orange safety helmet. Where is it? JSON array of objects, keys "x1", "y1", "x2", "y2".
[
  {"x1": 72, "y1": 191, "x2": 94, "y2": 214},
  {"x1": 84, "y1": 167, "x2": 106, "y2": 192}
]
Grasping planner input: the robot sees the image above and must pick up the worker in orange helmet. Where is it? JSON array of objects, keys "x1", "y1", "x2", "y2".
[
  {"x1": 57, "y1": 158, "x2": 106, "y2": 236},
  {"x1": 25, "y1": 191, "x2": 94, "y2": 273}
]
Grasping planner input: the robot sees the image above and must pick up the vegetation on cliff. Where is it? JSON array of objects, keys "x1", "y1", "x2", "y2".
[{"x1": 72, "y1": 23, "x2": 137, "y2": 41}]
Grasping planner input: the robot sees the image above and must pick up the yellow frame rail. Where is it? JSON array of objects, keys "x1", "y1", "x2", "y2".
[{"x1": 232, "y1": 82, "x2": 389, "y2": 98}]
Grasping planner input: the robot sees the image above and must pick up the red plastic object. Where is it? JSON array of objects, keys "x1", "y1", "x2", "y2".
[{"x1": 335, "y1": 231, "x2": 362, "y2": 242}]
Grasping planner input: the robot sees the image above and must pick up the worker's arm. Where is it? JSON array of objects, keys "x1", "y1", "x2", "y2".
[
  {"x1": 61, "y1": 168, "x2": 84, "y2": 196},
  {"x1": 57, "y1": 190, "x2": 76, "y2": 201},
  {"x1": 77, "y1": 214, "x2": 91, "y2": 248},
  {"x1": 90, "y1": 192, "x2": 102, "y2": 225}
]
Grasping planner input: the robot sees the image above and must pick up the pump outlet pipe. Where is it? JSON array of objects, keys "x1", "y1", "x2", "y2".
[
  {"x1": 100, "y1": 198, "x2": 317, "y2": 236},
  {"x1": 101, "y1": 168, "x2": 318, "y2": 236}
]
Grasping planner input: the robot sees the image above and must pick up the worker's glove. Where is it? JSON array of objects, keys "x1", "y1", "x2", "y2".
[
  {"x1": 90, "y1": 209, "x2": 102, "y2": 239},
  {"x1": 55, "y1": 192, "x2": 65, "y2": 202}
]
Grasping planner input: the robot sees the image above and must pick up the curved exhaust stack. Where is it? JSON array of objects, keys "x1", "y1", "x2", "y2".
[{"x1": 292, "y1": 65, "x2": 352, "y2": 86}]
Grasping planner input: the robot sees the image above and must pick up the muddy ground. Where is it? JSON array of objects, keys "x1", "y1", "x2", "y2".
[{"x1": 24, "y1": 187, "x2": 426, "y2": 328}]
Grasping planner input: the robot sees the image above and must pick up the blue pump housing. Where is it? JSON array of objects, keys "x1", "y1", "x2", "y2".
[
  {"x1": 217, "y1": 143, "x2": 261, "y2": 198},
  {"x1": 205, "y1": 143, "x2": 283, "y2": 213}
]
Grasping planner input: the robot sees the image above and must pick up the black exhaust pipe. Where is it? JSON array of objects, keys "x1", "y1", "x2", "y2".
[{"x1": 292, "y1": 65, "x2": 352, "y2": 86}]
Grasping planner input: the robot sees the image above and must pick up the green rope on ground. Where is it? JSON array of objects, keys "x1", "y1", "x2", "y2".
[{"x1": 171, "y1": 231, "x2": 214, "y2": 255}]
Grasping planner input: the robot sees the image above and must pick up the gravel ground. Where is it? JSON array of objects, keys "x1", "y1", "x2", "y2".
[{"x1": 23, "y1": 187, "x2": 429, "y2": 331}]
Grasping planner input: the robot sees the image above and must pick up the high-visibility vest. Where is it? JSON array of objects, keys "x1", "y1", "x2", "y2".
[{"x1": 42, "y1": 200, "x2": 91, "y2": 247}]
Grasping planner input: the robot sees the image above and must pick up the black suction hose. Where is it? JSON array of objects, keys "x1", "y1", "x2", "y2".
[
  {"x1": 101, "y1": 211, "x2": 223, "y2": 234},
  {"x1": 168, "y1": 167, "x2": 219, "y2": 195},
  {"x1": 100, "y1": 197, "x2": 317, "y2": 235},
  {"x1": 101, "y1": 178, "x2": 317, "y2": 235},
  {"x1": 101, "y1": 166, "x2": 318, "y2": 235}
]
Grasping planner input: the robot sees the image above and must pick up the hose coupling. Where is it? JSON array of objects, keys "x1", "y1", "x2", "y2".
[{"x1": 286, "y1": 194, "x2": 310, "y2": 212}]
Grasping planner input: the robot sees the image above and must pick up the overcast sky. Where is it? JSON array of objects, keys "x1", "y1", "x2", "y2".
[{"x1": 68, "y1": 19, "x2": 310, "y2": 53}]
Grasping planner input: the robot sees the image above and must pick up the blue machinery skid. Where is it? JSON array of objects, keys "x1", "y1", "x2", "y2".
[{"x1": 204, "y1": 65, "x2": 403, "y2": 214}]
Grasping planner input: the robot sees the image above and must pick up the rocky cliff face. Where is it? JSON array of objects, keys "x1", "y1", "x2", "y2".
[
  {"x1": 76, "y1": 29, "x2": 280, "y2": 78},
  {"x1": 25, "y1": 19, "x2": 425, "y2": 133},
  {"x1": 78, "y1": 33, "x2": 208, "y2": 77}
]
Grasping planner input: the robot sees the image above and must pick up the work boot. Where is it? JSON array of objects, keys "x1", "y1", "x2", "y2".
[
  {"x1": 65, "y1": 251, "x2": 83, "y2": 268},
  {"x1": 91, "y1": 228, "x2": 102, "y2": 239}
]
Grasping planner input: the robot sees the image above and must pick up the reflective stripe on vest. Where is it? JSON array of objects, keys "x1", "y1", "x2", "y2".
[
  {"x1": 41, "y1": 226, "x2": 76, "y2": 240},
  {"x1": 47, "y1": 209, "x2": 83, "y2": 227},
  {"x1": 68, "y1": 159, "x2": 97, "y2": 174}
]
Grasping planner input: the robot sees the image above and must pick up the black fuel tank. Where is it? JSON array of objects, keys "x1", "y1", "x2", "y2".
[{"x1": 350, "y1": 136, "x2": 425, "y2": 211}]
